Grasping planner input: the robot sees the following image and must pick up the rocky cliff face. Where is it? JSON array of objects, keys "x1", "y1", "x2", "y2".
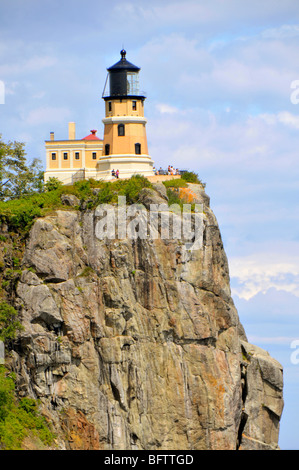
[{"x1": 6, "y1": 184, "x2": 283, "y2": 450}]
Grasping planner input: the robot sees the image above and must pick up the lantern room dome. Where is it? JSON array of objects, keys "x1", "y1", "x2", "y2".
[
  {"x1": 102, "y1": 50, "x2": 145, "y2": 100},
  {"x1": 107, "y1": 50, "x2": 140, "y2": 72}
]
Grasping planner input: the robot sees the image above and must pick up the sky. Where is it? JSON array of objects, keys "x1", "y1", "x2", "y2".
[{"x1": 0, "y1": 0, "x2": 299, "y2": 450}]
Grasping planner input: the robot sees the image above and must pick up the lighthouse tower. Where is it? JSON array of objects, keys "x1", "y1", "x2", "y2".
[{"x1": 97, "y1": 50, "x2": 154, "y2": 179}]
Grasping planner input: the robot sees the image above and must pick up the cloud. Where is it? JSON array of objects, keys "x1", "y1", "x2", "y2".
[
  {"x1": 261, "y1": 111, "x2": 299, "y2": 129},
  {"x1": 156, "y1": 103, "x2": 179, "y2": 114},
  {"x1": 229, "y1": 250, "x2": 299, "y2": 300},
  {"x1": 261, "y1": 24, "x2": 299, "y2": 39},
  {"x1": 0, "y1": 55, "x2": 57, "y2": 77},
  {"x1": 247, "y1": 335, "x2": 296, "y2": 345},
  {"x1": 25, "y1": 106, "x2": 71, "y2": 126},
  {"x1": 113, "y1": 1, "x2": 299, "y2": 32}
]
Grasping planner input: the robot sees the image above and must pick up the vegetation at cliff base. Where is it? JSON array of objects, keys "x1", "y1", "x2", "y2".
[{"x1": 0, "y1": 366, "x2": 55, "y2": 450}]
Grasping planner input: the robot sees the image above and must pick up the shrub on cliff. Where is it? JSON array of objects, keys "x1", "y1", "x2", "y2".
[
  {"x1": 0, "y1": 301, "x2": 23, "y2": 343},
  {"x1": 181, "y1": 171, "x2": 206, "y2": 187}
]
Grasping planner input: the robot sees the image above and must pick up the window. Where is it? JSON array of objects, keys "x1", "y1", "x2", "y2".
[
  {"x1": 135, "y1": 143, "x2": 141, "y2": 155},
  {"x1": 132, "y1": 100, "x2": 137, "y2": 111},
  {"x1": 105, "y1": 144, "x2": 110, "y2": 155},
  {"x1": 118, "y1": 124, "x2": 125, "y2": 136},
  {"x1": 127, "y1": 72, "x2": 139, "y2": 95},
  {"x1": 92, "y1": 152, "x2": 97, "y2": 160},
  {"x1": 51, "y1": 153, "x2": 56, "y2": 160},
  {"x1": 63, "y1": 152, "x2": 68, "y2": 160},
  {"x1": 75, "y1": 152, "x2": 80, "y2": 160},
  {"x1": 108, "y1": 101, "x2": 112, "y2": 112}
]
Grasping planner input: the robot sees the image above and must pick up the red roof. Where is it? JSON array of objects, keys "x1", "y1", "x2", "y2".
[{"x1": 82, "y1": 129, "x2": 101, "y2": 141}]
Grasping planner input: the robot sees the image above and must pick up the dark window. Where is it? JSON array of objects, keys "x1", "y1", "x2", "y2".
[
  {"x1": 135, "y1": 143, "x2": 141, "y2": 155},
  {"x1": 132, "y1": 100, "x2": 137, "y2": 111},
  {"x1": 63, "y1": 152, "x2": 68, "y2": 160},
  {"x1": 118, "y1": 124, "x2": 125, "y2": 136},
  {"x1": 92, "y1": 152, "x2": 97, "y2": 160},
  {"x1": 108, "y1": 102, "x2": 112, "y2": 112},
  {"x1": 75, "y1": 152, "x2": 80, "y2": 160},
  {"x1": 105, "y1": 144, "x2": 110, "y2": 155},
  {"x1": 51, "y1": 153, "x2": 56, "y2": 160}
]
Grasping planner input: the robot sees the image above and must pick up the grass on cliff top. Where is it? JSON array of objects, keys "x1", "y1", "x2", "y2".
[
  {"x1": 0, "y1": 172, "x2": 205, "y2": 234},
  {"x1": 162, "y1": 171, "x2": 205, "y2": 188},
  {"x1": 0, "y1": 174, "x2": 152, "y2": 233}
]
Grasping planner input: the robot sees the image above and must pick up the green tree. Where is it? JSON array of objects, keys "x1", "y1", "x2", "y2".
[
  {"x1": 0, "y1": 301, "x2": 23, "y2": 342},
  {"x1": 0, "y1": 134, "x2": 44, "y2": 200},
  {"x1": 44, "y1": 176, "x2": 63, "y2": 192}
]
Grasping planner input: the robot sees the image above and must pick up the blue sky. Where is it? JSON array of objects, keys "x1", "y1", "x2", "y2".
[{"x1": 1, "y1": 0, "x2": 299, "y2": 449}]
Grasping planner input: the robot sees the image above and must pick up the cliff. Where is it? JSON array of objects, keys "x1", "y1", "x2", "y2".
[{"x1": 2, "y1": 182, "x2": 283, "y2": 450}]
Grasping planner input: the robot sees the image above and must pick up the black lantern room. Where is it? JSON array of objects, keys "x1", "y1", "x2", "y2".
[{"x1": 102, "y1": 50, "x2": 145, "y2": 100}]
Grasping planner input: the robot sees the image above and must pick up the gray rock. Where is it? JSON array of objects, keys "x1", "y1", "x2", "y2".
[
  {"x1": 239, "y1": 341, "x2": 284, "y2": 450},
  {"x1": 152, "y1": 183, "x2": 168, "y2": 200},
  {"x1": 7, "y1": 201, "x2": 283, "y2": 451},
  {"x1": 137, "y1": 187, "x2": 168, "y2": 209},
  {"x1": 61, "y1": 194, "x2": 80, "y2": 207},
  {"x1": 186, "y1": 183, "x2": 210, "y2": 207}
]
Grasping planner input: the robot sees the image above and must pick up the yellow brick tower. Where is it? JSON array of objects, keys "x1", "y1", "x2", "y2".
[{"x1": 97, "y1": 50, "x2": 154, "y2": 179}]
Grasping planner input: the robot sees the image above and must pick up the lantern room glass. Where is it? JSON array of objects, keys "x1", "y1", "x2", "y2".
[{"x1": 127, "y1": 72, "x2": 139, "y2": 95}]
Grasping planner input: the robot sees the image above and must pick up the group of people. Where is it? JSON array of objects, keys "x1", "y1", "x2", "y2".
[
  {"x1": 153, "y1": 166, "x2": 180, "y2": 176},
  {"x1": 167, "y1": 165, "x2": 180, "y2": 175},
  {"x1": 111, "y1": 169, "x2": 119, "y2": 179}
]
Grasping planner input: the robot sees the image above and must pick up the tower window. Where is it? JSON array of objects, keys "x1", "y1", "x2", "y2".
[
  {"x1": 118, "y1": 124, "x2": 125, "y2": 136},
  {"x1": 108, "y1": 101, "x2": 112, "y2": 112},
  {"x1": 63, "y1": 152, "x2": 68, "y2": 160},
  {"x1": 75, "y1": 152, "x2": 80, "y2": 160},
  {"x1": 51, "y1": 153, "x2": 56, "y2": 160},
  {"x1": 135, "y1": 143, "x2": 141, "y2": 155},
  {"x1": 132, "y1": 101, "x2": 137, "y2": 111},
  {"x1": 105, "y1": 144, "x2": 110, "y2": 155},
  {"x1": 92, "y1": 152, "x2": 97, "y2": 160}
]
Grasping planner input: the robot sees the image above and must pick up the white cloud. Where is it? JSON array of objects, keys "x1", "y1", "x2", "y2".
[
  {"x1": 247, "y1": 335, "x2": 296, "y2": 345},
  {"x1": 261, "y1": 24, "x2": 299, "y2": 39},
  {"x1": 0, "y1": 55, "x2": 57, "y2": 77},
  {"x1": 261, "y1": 111, "x2": 299, "y2": 129},
  {"x1": 25, "y1": 106, "x2": 71, "y2": 126},
  {"x1": 230, "y1": 251, "x2": 299, "y2": 300},
  {"x1": 156, "y1": 103, "x2": 179, "y2": 114},
  {"x1": 113, "y1": 1, "x2": 299, "y2": 31}
]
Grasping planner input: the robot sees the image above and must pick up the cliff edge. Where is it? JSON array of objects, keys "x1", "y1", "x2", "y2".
[{"x1": 5, "y1": 183, "x2": 283, "y2": 450}]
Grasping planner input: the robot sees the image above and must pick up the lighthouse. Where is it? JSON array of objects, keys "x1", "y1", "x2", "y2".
[{"x1": 97, "y1": 50, "x2": 154, "y2": 179}]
